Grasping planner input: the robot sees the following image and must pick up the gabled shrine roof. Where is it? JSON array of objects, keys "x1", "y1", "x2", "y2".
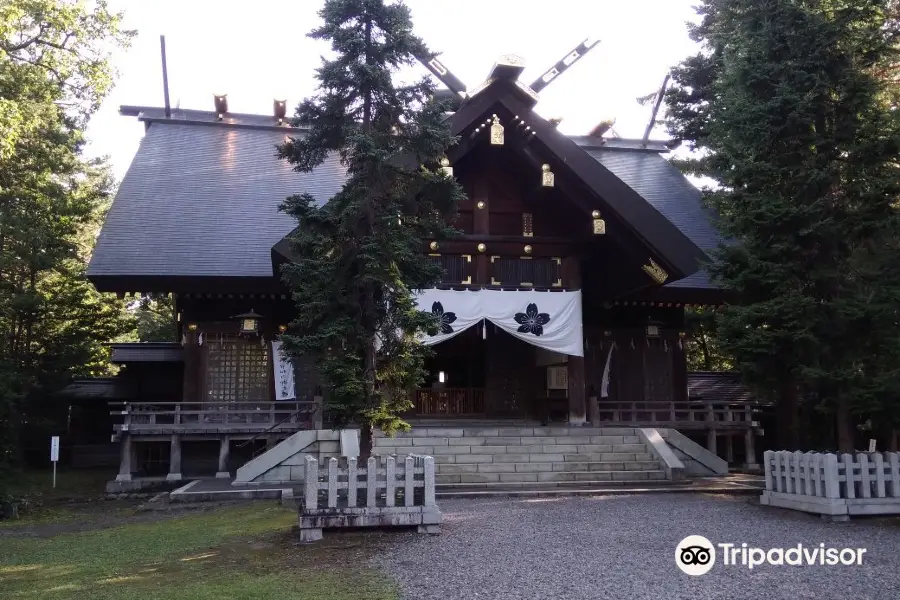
[{"x1": 87, "y1": 105, "x2": 720, "y2": 292}]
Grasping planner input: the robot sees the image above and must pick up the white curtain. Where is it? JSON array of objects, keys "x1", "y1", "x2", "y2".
[
  {"x1": 413, "y1": 289, "x2": 584, "y2": 357},
  {"x1": 271, "y1": 341, "x2": 297, "y2": 400}
]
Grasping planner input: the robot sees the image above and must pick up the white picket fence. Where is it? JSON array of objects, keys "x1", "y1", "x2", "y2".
[
  {"x1": 761, "y1": 450, "x2": 900, "y2": 517},
  {"x1": 298, "y1": 454, "x2": 441, "y2": 541},
  {"x1": 303, "y1": 454, "x2": 435, "y2": 509}
]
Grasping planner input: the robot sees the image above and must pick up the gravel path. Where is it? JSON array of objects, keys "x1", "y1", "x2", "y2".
[{"x1": 374, "y1": 494, "x2": 900, "y2": 600}]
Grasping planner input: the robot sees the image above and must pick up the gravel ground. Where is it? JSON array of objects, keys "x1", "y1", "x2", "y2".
[{"x1": 374, "y1": 494, "x2": 900, "y2": 600}]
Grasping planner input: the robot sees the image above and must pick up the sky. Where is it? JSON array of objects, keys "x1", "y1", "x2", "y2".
[{"x1": 86, "y1": 0, "x2": 704, "y2": 179}]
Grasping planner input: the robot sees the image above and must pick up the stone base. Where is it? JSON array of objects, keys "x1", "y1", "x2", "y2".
[
  {"x1": 761, "y1": 490, "x2": 900, "y2": 518},
  {"x1": 298, "y1": 528, "x2": 323, "y2": 542},
  {"x1": 215, "y1": 471, "x2": 231, "y2": 479},
  {"x1": 298, "y1": 505, "x2": 442, "y2": 541},
  {"x1": 115, "y1": 474, "x2": 133, "y2": 482},
  {"x1": 105, "y1": 477, "x2": 171, "y2": 494},
  {"x1": 166, "y1": 473, "x2": 183, "y2": 482}
]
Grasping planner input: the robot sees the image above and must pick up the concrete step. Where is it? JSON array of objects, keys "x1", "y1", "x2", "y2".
[
  {"x1": 377, "y1": 443, "x2": 649, "y2": 455},
  {"x1": 435, "y1": 470, "x2": 667, "y2": 485},
  {"x1": 381, "y1": 427, "x2": 639, "y2": 439},
  {"x1": 434, "y1": 481, "x2": 696, "y2": 498},
  {"x1": 435, "y1": 461, "x2": 662, "y2": 475}
]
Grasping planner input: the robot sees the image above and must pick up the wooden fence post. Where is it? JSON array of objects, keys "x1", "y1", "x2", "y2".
[
  {"x1": 889, "y1": 452, "x2": 900, "y2": 498},
  {"x1": 404, "y1": 456, "x2": 414, "y2": 507},
  {"x1": 842, "y1": 453, "x2": 856, "y2": 499},
  {"x1": 874, "y1": 453, "x2": 886, "y2": 498},
  {"x1": 858, "y1": 453, "x2": 871, "y2": 499},
  {"x1": 385, "y1": 456, "x2": 396, "y2": 507},
  {"x1": 793, "y1": 450, "x2": 803, "y2": 495},
  {"x1": 366, "y1": 457, "x2": 377, "y2": 508},
  {"x1": 348, "y1": 457, "x2": 358, "y2": 507},
  {"x1": 304, "y1": 456, "x2": 318, "y2": 509},
  {"x1": 424, "y1": 456, "x2": 435, "y2": 507},
  {"x1": 823, "y1": 453, "x2": 840, "y2": 499},
  {"x1": 327, "y1": 457, "x2": 338, "y2": 507}
]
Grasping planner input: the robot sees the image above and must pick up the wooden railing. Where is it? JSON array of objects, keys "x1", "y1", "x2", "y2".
[
  {"x1": 412, "y1": 388, "x2": 486, "y2": 417},
  {"x1": 596, "y1": 400, "x2": 757, "y2": 429},
  {"x1": 110, "y1": 401, "x2": 316, "y2": 435}
]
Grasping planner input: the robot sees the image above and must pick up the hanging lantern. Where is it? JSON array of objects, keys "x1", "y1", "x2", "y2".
[
  {"x1": 541, "y1": 164, "x2": 555, "y2": 187},
  {"x1": 439, "y1": 157, "x2": 453, "y2": 177},
  {"x1": 233, "y1": 309, "x2": 264, "y2": 336},
  {"x1": 592, "y1": 210, "x2": 606, "y2": 235},
  {"x1": 490, "y1": 114, "x2": 504, "y2": 145}
]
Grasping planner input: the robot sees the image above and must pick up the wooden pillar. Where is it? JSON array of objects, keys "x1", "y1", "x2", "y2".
[
  {"x1": 745, "y1": 428, "x2": 759, "y2": 470},
  {"x1": 115, "y1": 435, "x2": 134, "y2": 482},
  {"x1": 167, "y1": 434, "x2": 182, "y2": 481},
  {"x1": 216, "y1": 436, "x2": 231, "y2": 479},
  {"x1": 725, "y1": 434, "x2": 734, "y2": 464},
  {"x1": 312, "y1": 394, "x2": 324, "y2": 430},
  {"x1": 473, "y1": 176, "x2": 490, "y2": 285},
  {"x1": 587, "y1": 390, "x2": 600, "y2": 426},
  {"x1": 707, "y1": 429, "x2": 718, "y2": 456},
  {"x1": 561, "y1": 255, "x2": 585, "y2": 424},
  {"x1": 673, "y1": 335, "x2": 688, "y2": 403},
  {"x1": 568, "y1": 356, "x2": 586, "y2": 425},
  {"x1": 183, "y1": 328, "x2": 201, "y2": 402}
]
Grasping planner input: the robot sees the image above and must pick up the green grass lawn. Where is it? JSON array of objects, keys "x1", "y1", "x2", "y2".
[{"x1": 0, "y1": 502, "x2": 398, "y2": 600}]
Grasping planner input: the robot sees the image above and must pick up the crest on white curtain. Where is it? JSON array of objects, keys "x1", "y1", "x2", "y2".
[{"x1": 413, "y1": 289, "x2": 584, "y2": 357}]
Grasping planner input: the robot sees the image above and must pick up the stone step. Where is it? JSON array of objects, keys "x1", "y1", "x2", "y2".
[
  {"x1": 376, "y1": 436, "x2": 643, "y2": 448},
  {"x1": 435, "y1": 470, "x2": 668, "y2": 486},
  {"x1": 376, "y1": 442, "x2": 650, "y2": 454},
  {"x1": 380, "y1": 427, "x2": 639, "y2": 439},
  {"x1": 435, "y1": 470, "x2": 667, "y2": 485},
  {"x1": 375, "y1": 435, "x2": 644, "y2": 454},
  {"x1": 373, "y1": 446, "x2": 656, "y2": 465},
  {"x1": 435, "y1": 461, "x2": 662, "y2": 475}
]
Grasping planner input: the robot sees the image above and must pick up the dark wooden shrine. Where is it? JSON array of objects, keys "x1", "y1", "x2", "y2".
[{"x1": 88, "y1": 45, "x2": 752, "y2": 483}]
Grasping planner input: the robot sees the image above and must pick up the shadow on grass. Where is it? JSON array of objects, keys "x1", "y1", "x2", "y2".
[{"x1": 0, "y1": 502, "x2": 398, "y2": 600}]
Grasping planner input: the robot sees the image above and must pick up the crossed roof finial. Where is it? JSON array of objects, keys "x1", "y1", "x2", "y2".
[{"x1": 415, "y1": 37, "x2": 600, "y2": 106}]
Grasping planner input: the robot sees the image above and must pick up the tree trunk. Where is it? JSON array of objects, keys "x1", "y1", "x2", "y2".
[
  {"x1": 835, "y1": 396, "x2": 854, "y2": 453},
  {"x1": 359, "y1": 422, "x2": 374, "y2": 460},
  {"x1": 699, "y1": 328, "x2": 712, "y2": 370},
  {"x1": 776, "y1": 382, "x2": 800, "y2": 450},
  {"x1": 890, "y1": 428, "x2": 899, "y2": 452}
]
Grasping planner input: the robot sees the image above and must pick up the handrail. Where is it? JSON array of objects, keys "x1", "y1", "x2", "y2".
[{"x1": 235, "y1": 404, "x2": 318, "y2": 450}]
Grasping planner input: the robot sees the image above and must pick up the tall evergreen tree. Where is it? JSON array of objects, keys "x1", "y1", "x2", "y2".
[
  {"x1": 0, "y1": 0, "x2": 135, "y2": 485},
  {"x1": 278, "y1": 0, "x2": 464, "y2": 456},
  {"x1": 665, "y1": 0, "x2": 900, "y2": 451}
]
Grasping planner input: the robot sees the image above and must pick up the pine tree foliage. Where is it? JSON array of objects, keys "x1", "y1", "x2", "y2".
[
  {"x1": 665, "y1": 0, "x2": 900, "y2": 450},
  {"x1": 0, "y1": 0, "x2": 135, "y2": 485},
  {"x1": 277, "y1": 0, "x2": 465, "y2": 455}
]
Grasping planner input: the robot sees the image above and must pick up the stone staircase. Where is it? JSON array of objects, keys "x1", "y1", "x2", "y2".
[{"x1": 373, "y1": 426, "x2": 669, "y2": 491}]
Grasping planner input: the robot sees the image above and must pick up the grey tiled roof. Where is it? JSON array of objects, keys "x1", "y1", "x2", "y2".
[
  {"x1": 89, "y1": 110, "x2": 723, "y2": 290},
  {"x1": 586, "y1": 148, "x2": 721, "y2": 289},
  {"x1": 88, "y1": 121, "x2": 345, "y2": 279},
  {"x1": 687, "y1": 372, "x2": 754, "y2": 404},
  {"x1": 110, "y1": 342, "x2": 185, "y2": 363}
]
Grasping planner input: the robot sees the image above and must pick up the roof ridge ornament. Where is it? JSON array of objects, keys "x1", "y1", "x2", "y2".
[
  {"x1": 414, "y1": 36, "x2": 599, "y2": 107},
  {"x1": 642, "y1": 259, "x2": 669, "y2": 284},
  {"x1": 490, "y1": 115, "x2": 504, "y2": 145}
]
